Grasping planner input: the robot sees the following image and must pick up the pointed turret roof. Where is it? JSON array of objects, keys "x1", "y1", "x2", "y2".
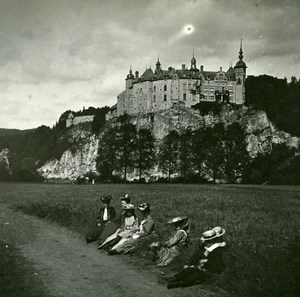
[
  {"x1": 234, "y1": 39, "x2": 247, "y2": 69},
  {"x1": 140, "y1": 68, "x2": 154, "y2": 81},
  {"x1": 126, "y1": 66, "x2": 134, "y2": 79}
]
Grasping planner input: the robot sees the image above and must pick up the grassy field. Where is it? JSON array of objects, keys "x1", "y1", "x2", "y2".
[{"x1": 1, "y1": 182, "x2": 300, "y2": 297}]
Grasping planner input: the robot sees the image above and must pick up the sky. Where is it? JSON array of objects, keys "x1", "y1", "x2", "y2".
[{"x1": 0, "y1": 0, "x2": 299, "y2": 129}]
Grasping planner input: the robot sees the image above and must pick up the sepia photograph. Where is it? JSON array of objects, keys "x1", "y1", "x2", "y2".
[{"x1": 0, "y1": 0, "x2": 299, "y2": 296}]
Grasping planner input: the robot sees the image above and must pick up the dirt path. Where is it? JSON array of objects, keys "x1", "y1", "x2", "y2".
[{"x1": 0, "y1": 203, "x2": 218, "y2": 297}]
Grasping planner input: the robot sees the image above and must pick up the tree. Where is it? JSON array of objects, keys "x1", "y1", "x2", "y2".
[
  {"x1": 158, "y1": 130, "x2": 180, "y2": 181},
  {"x1": 223, "y1": 122, "x2": 250, "y2": 183},
  {"x1": 114, "y1": 115, "x2": 137, "y2": 181},
  {"x1": 91, "y1": 106, "x2": 110, "y2": 134},
  {"x1": 191, "y1": 127, "x2": 208, "y2": 180},
  {"x1": 242, "y1": 144, "x2": 298, "y2": 185},
  {"x1": 0, "y1": 160, "x2": 11, "y2": 181},
  {"x1": 178, "y1": 129, "x2": 194, "y2": 182},
  {"x1": 96, "y1": 126, "x2": 119, "y2": 179},
  {"x1": 202, "y1": 124, "x2": 226, "y2": 183},
  {"x1": 135, "y1": 128, "x2": 156, "y2": 180}
]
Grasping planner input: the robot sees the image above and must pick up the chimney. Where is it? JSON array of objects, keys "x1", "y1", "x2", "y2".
[
  {"x1": 135, "y1": 71, "x2": 139, "y2": 79},
  {"x1": 200, "y1": 65, "x2": 204, "y2": 72},
  {"x1": 220, "y1": 67, "x2": 223, "y2": 72},
  {"x1": 182, "y1": 64, "x2": 186, "y2": 70}
]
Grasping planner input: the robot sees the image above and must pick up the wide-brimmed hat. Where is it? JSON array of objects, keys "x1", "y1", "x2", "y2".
[
  {"x1": 120, "y1": 194, "x2": 131, "y2": 202},
  {"x1": 121, "y1": 204, "x2": 135, "y2": 215},
  {"x1": 137, "y1": 203, "x2": 150, "y2": 212},
  {"x1": 201, "y1": 226, "x2": 225, "y2": 242},
  {"x1": 122, "y1": 203, "x2": 135, "y2": 210},
  {"x1": 100, "y1": 195, "x2": 111, "y2": 204},
  {"x1": 167, "y1": 216, "x2": 188, "y2": 224}
]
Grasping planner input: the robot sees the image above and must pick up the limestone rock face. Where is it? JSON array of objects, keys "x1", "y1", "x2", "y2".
[
  {"x1": 0, "y1": 148, "x2": 10, "y2": 171},
  {"x1": 134, "y1": 105, "x2": 299, "y2": 157},
  {"x1": 38, "y1": 105, "x2": 299, "y2": 181},
  {"x1": 38, "y1": 126, "x2": 99, "y2": 181}
]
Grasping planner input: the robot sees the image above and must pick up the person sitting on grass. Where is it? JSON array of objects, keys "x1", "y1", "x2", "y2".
[
  {"x1": 107, "y1": 203, "x2": 155, "y2": 255},
  {"x1": 85, "y1": 195, "x2": 116, "y2": 244},
  {"x1": 150, "y1": 216, "x2": 190, "y2": 267},
  {"x1": 97, "y1": 194, "x2": 132, "y2": 247},
  {"x1": 98, "y1": 204, "x2": 139, "y2": 250},
  {"x1": 161, "y1": 226, "x2": 226, "y2": 289}
]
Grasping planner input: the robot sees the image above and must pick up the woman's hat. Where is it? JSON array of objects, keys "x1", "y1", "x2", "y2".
[
  {"x1": 122, "y1": 203, "x2": 135, "y2": 210},
  {"x1": 121, "y1": 204, "x2": 135, "y2": 215},
  {"x1": 100, "y1": 195, "x2": 111, "y2": 204},
  {"x1": 120, "y1": 194, "x2": 130, "y2": 202},
  {"x1": 213, "y1": 226, "x2": 226, "y2": 237},
  {"x1": 167, "y1": 216, "x2": 188, "y2": 224},
  {"x1": 137, "y1": 203, "x2": 150, "y2": 212},
  {"x1": 201, "y1": 226, "x2": 225, "y2": 242}
]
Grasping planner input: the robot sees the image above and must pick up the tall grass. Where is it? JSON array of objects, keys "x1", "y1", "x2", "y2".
[{"x1": 1, "y1": 182, "x2": 300, "y2": 297}]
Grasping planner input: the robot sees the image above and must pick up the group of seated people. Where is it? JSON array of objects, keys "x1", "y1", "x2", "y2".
[{"x1": 85, "y1": 194, "x2": 227, "y2": 289}]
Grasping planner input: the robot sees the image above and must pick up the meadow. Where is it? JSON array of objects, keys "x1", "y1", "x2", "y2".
[{"x1": 1, "y1": 182, "x2": 300, "y2": 297}]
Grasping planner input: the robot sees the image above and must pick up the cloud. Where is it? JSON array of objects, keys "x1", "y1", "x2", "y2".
[{"x1": 0, "y1": 0, "x2": 299, "y2": 129}]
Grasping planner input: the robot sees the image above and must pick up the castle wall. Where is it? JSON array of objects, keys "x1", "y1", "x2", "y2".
[
  {"x1": 66, "y1": 118, "x2": 73, "y2": 128},
  {"x1": 68, "y1": 115, "x2": 95, "y2": 127},
  {"x1": 116, "y1": 69, "x2": 245, "y2": 116}
]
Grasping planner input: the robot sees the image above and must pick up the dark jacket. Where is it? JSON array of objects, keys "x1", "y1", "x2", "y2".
[
  {"x1": 187, "y1": 241, "x2": 226, "y2": 274},
  {"x1": 96, "y1": 207, "x2": 116, "y2": 225}
]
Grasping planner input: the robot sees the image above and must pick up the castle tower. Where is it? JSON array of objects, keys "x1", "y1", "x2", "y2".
[
  {"x1": 155, "y1": 57, "x2": 161, "y2": 74},
  {"x1": 234, "y1": 39, "x2": 247, "y2": 104},
  {"x1": 190, "y1": 51, "x2": 199, "y2": 71},
  {"x1": 66, "y1": 112, "x2": 74, "y2": 128},
  {"x1": 125, "y1": 66, "x2": 135, "y2": 90},
  {"x1": 234, "y1": 39, "x2": 247, "y2": 83}
]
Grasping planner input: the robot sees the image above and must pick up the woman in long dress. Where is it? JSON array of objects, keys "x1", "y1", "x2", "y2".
[
  {"x1": 99, "y1": 203, "x2": 139, "y2": 250},
  {"x1": 150, "y1": 216, "x2": 190, "y2": 266},
  {"x1": 108, "y1": 203, "x2": 155, "y2": 254},
  {"x1": 85, "y1": 195, "x2": 116, "y2": 243},
  {"x1": 97, "y1": 194, "x2": 132, "y2": 247}
]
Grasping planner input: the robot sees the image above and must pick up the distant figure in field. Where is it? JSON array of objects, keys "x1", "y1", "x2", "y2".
[
  {"x1": 85, "y1": 195, "x2": 116, "y2": 243},
  {"x1": 162, "y1": 226, "x2": 226, "y2": 289},
  {"x1": 107, "y1": 203, "x2": 155, "y2": 255},
  {"x1": 99, "y1": 203, "x2": 139, "y2": 250},
  {"x1": 150, "y1": 216, "x2": 190, "y2": 266},
  {"x1": 97, "y1": 194, "x2": 132, "y2": 248}
]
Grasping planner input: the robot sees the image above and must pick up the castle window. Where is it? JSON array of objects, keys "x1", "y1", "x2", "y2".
[
  {"x1": 153, "y1": 94, "x2": 156, "y2": 102},
  {"x1": 188, "y1": 83, "x2": 191, "y2": 90},
  {"x1": 183, "y1": 83, "x2": 187, "y2": 91},
  {"x1": 164, "y1": 94, "x2": 167, "y2": 101},
  {"x1": 164, "y1": 85, "x2": 167, "y2": 91},
  {"x1": 154, "y1": 86, "x2": 156, "y2": 92},
  {"x1": 183, "y1": 93, "x2": 187, "y2": 101}
]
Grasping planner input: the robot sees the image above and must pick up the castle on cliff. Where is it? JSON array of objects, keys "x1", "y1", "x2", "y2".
[{"x1": 108, "y1": 40, "x2": 247, "y2": 119}]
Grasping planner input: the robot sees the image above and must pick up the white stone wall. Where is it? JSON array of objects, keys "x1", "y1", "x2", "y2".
[
  {"x1": 116, "y1": 72, "x2": 245, "y2": 116},
  {"x1": 72, "y1": 115, "x2": 94, "y2": 125}
]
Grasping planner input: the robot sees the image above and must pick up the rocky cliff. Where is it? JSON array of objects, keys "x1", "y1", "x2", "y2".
[
  {"x1": 38, "y1": 125, "x2": 99, "y2": 181},
  {"x1": 0, "y1": 148, "x2": 10, "y2": 173},
  {"x1": 38, "y1": 105, "x2": 299, "y2": 180}
]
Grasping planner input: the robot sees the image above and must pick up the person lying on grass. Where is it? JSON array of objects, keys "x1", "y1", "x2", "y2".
[
  {"x1": 107, "y1": 203, "x2": 155, "y2": 255},
  {"x1": 98, "y1": 204, "x2": 139, "y2": 250},
  {"x1": 97, "y1": 194, "x2": 132, "y2": 248},
  {"x1": 149, "y1": 216, "x2": 190, "y2": 267},
  {"x1": 159, "y1": 226, "x2": 226, "y2": 289},
  {"x1": 85, "y1": 195, "x2": 116, "y2": 244}
]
